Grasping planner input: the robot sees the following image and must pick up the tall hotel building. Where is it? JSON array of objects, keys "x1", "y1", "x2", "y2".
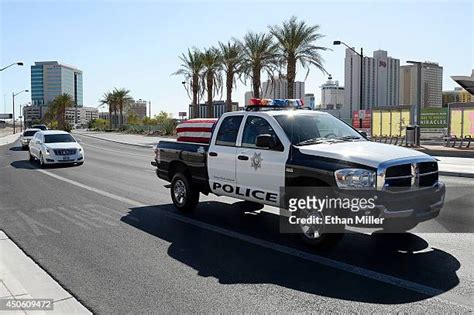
[
  {"x1": 400, "y1": 62, "x2": 443, "y2": 107},
  {"x1": 344, "y1": 49, "x2": 400, "y2": 113}
]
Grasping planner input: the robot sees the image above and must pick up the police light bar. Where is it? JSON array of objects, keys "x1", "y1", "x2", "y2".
[{"x1": 246, "y1": 98, "x2": 305, "y2": 111}]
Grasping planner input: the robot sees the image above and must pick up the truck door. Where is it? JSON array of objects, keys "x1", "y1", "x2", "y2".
[
  {"x1": 236, "y1": 115, "x2": 288, "y2": 207},
  {"x1": 208, "y1": 115, "x2": 244, "y2": 197}
]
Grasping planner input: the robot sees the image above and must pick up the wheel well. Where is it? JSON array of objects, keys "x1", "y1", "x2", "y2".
[{"x1": 168, "y1": 161, "x2": 190, "y2": 180}]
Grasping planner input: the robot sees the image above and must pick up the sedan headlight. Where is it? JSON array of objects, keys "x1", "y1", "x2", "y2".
[{"x1": 334, "y1": 168, "x2": 375, "y2": 189}]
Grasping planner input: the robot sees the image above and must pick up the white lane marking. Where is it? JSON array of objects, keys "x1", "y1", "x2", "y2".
[{"x1": 35, "y1": 168, "x2": 473, "y2": 309}]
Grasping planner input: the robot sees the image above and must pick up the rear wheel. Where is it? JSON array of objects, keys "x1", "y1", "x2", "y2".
[{"x1": 170, "y1": 172, "x2": 199, "y2": 212}]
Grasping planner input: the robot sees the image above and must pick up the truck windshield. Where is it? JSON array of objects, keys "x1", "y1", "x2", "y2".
[{"x1": 274, "y1": 113, "x2": 364, "y2": 146}]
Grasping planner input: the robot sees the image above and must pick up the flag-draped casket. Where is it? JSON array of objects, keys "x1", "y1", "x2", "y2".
[{"x1": 176, "y1": 119, "x2": 218, "y2": 143}]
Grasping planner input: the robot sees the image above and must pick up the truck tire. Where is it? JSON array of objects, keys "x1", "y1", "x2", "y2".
[
  {"x1": 295, "y1": 208, "x2": 344, "y2": 249},
  {"x1": 171, "y1": 173, "x2": 199, "y2": 212}
]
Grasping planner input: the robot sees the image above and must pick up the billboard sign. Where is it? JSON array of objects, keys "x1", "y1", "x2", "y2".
[
  {"x1": 352, "y1": 110, "x2": 371, "y2": 129},
  {"x1": 0, "y1": 113, "x2": 13, "y2": 119},
  {"x1": 420, "y1": 108, "x2": 448, "y2": 132}
]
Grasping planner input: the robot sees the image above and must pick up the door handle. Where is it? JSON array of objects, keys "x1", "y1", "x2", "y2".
[
  {"x1": 209, "y1": 152, "x2": 218, "y2": 157},
  {"x1": 238, "y1": 155, "x2": 249, "y2": 161}
]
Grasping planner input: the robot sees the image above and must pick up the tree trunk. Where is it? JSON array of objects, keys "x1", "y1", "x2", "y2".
[
  {"x1": 192, "y1": 75, "x2": 199, "y2": 119},
  {"x1": 109, "y1": 105, "x2": 112, "y2": 129},
  {"x1": 226, "y1": 71, "x2": 233, "y2": 113},
  {"x1": 207, "y1": 72, "x2": 213, "y2": 118},
  {"x1": 119, "y1": 105, "x2": 123, "y2": 129},
  {"x1": 252, "y1": 66, "x2": 261, "y2": 99},
  {"x1": 287, "y1": 57, "x2": 296, "y2": 99},
  {"x1": 114, "y1": 107, "x2": 118, "y2": 129}
]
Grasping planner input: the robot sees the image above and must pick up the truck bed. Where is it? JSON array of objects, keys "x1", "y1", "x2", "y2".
[{"x1": 154, "y1": 140, "x2": 209, "y2": 189}]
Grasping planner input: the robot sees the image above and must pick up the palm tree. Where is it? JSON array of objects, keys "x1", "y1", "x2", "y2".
[
  {"x1": 111, "y1": 88, "x2": 133, "y2": 129},
  {"x1": 99, "y1": 91, "x2": 116, "y2": 129},
  {"x1": 201, "y1": 47, "x2": 222, "y2": 118},
  {"x1": 240, "y1": 32, "x2": 278, "y2": 99},
  {"x1": 219, "y1": 40, "x2": 243, "y2": 113},
  {"x1": 269, "y1": 16, "x2": 329, "y2": 99},
  {"x1": 46, "y1": 93, "x2": 74, "y2": 130},
  {"x1": 173, "y1": 48, "x2": 204, "y2": 119}
]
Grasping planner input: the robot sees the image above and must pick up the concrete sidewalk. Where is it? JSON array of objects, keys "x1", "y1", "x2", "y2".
[
  {"x1": 0, "y1": 129, "x2": 20, "y2": 147},
  {"x1": 74, "y1": 130, "x2": 474, "y2": 178},
  {"x1": 0, "y1": 231, "x2": 91, "y2": 314}
]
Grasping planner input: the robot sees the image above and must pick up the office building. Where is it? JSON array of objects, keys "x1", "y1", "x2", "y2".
[
  {"x1": 400, "y1": 62, "x2": 443, "y2": 107},
  {"x1": 31, "y1": 61, "x2": 83, "y2": 107},
  {"x1": 127, "y1": 99, "x2": 147, "y2": 119},
  {"x1": 261, "y1": 78, "x2": 305, "y2": 99},
  {"x1": 23, "y1": 106, "x2": 42, "y2": 126},
  {"x1": 303, "y1": 93, "x2": 316, "y2": 109},
  {"x1": 442, "y1": 87, "x2": 472, "y2": 106},
  {"x1": 192, "y1": 101, "x2": 239, "y2": 118},
  {"x1": 344, "y1": 49, "x2": 400, "y2": 113},
  {"x1": 320, "y1": 75, "x2": 344, "y2": 110},
  {"x1": 65, "y1": 107, "x2": 98, "y2": 127}
]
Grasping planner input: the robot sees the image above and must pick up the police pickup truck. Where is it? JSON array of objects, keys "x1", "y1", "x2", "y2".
[{"x1": 152, "y1": 104, "x2": 445, "y2": 246}]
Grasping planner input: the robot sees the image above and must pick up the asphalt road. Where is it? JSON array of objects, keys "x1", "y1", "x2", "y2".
[{"x1": 1, "y1": 135, "x2": 473, "y2": 313}]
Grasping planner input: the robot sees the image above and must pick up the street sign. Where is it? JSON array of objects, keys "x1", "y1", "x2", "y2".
[
  {"x1": 0, "y1": 113, "x2": 13, "y2": 119},
  {"x1": 358, "y1": 110, "x2": 365, "y2": 120}
]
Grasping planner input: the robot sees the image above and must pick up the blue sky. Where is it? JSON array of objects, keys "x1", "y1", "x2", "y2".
[{"x1": 1, "y1": 0, "x2": 472, "y2": 117}]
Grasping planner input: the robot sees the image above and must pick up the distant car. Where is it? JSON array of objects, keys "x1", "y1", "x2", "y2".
[
  {"x1": 31, "y1": 124, "x2": 48, "y2": 131},
  {"x1": 29, "y1": 130, "x2": 84, "y2": 167},
  {"x1": 20, "y1": 128, "x2": 41, "y2": 149}
]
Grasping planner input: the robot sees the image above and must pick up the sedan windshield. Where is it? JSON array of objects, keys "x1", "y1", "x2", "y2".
[
  {"x1": 274, "y1": 112, "x2": 364, "y2": 146},
  {"x1": 44, "y1": 134, "x2": 76, "y2": 143}
]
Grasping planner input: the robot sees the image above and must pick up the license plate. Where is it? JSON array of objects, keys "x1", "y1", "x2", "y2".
[{"x1": 62, "y1": 156, "x2": 70, "y2": 160}]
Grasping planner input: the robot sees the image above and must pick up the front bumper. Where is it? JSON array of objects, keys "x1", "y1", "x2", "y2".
[
  {"x1": 43, "y1": 153, "x2": 84, "y2": 164},
  {"x1": 338, "y1": 181, "x2": 446, "y2": 228}
]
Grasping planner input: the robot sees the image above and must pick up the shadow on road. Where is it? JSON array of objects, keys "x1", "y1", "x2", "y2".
[
  {"x1": 9, "y1": 146, "x2": 25, "y2": 152},
  {"x1": 121, "y1": 201, "x2": 460, "y2": 305},
  {"x1": 10, "y1": 159, "x2": 79, "y2": 170}
]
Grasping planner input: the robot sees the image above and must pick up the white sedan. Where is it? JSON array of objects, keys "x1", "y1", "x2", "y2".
[{"x1": 29, "y1": 130, "x2": 85, "y2": 167}]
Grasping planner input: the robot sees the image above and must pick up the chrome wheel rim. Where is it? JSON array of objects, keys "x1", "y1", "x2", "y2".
[
  {"x1": 173, "y1": 179, "x2": 186, "y2": 205},
  {"x1": 299, "y1": 209, "x2": 323, "y2": 239}
]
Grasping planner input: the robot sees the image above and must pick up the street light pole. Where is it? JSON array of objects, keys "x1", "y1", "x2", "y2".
[
  {"x1": 0, "y1": 62, "x2": 23, "y2": 72},
  {"x1": 12, "y1": 90, "x2": 29, "y2": 134},
  {"x1": 333, "y1": 40, "x2": 364, "y2": 129}
]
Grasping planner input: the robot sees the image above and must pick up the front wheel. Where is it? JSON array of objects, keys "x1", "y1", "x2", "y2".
[
  {"x1": 170, "y1": 173, "x2": 199, "y2": 212},
  {"x1": 296, "y1": 208, "x2": 345, "y2": 249}
]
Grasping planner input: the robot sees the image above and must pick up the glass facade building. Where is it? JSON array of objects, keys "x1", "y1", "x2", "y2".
[{"x1": 30, "y1": 61, "x2": 83, "y2": 107}]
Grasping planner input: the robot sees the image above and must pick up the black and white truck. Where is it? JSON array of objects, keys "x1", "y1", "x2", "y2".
[{"x1": 151, "y1": 106, "x2": 445, "y2": 246}]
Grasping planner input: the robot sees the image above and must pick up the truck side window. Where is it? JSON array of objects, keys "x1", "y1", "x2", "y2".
[
  {"x1": 242, "y1": 116, "x2": 281, "y2": 150},
  {"x1": 215, "y1": 115, "x2": 243, "y2": 146}
]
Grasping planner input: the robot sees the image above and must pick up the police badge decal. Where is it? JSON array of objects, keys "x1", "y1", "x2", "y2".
[{"x1": 250, "y1": 152, "x2": 263, "y2": 170}]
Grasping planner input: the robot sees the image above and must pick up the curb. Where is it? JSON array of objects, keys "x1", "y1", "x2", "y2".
[
  {"x1": 73, "y1": 132, "x2": 154, "y2": 148},
  {"x1": 439, "y1": 171, "x2": 474, "y2": 178}
]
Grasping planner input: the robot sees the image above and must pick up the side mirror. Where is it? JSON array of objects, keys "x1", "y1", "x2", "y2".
[
  {"x1": 37, "y1": 140, "x2": 43, "y2": 145},
  {"x1": 256, "y1": 134, "x2": 275, "y2": 149},
  {"x1": 359, "y1": 131, "x2": 368, "y2": 139},
  {"x1": 77, "y1": 139, "x2": 82, "y2": 143}
]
